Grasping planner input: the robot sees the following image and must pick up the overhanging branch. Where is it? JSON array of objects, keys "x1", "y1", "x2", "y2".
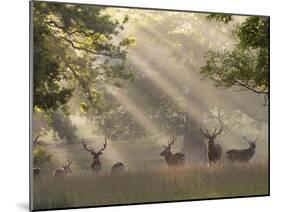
[
  {"x1": 65, "y1": 63, "x2": 95, "y2": 107},
  {"x1": 59, "y1": 36, "x2": 116, "y2": 58},
  {"x1": 234, "y1": 80, "x2": 268, "y2": 95}
]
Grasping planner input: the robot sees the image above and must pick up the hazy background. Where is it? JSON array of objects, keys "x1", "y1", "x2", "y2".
[{"x1": 33, "y1": 7, "x2": 268, "y2": 174}]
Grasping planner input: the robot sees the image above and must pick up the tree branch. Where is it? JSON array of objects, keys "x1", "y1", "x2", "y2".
[
  {"x1": 46, "y1": 21, "x2": 119, "y2": 58},
  {"x1": 59, "y1": 36, "x2": 116, "y2": 58},
  {"x1": 233, "y1": 80, "x2": 268, "y2": 94},
  {"x1": 47, "y1": 21, "x2": 66, "y2": 30},
  {"x1": 47, "y1": 21, "x2": 97, "y2": 37},
  {"x1": 65, "y1": 63, "x2": 95, "y2": 106},
  {"x1": 33, "y1": 134, "x2": 42, "y2": 144}
]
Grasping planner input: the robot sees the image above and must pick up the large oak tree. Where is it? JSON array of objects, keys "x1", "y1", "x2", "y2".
[{"x1": 33, "y1": 2, "x2": 134, "y2": 114}]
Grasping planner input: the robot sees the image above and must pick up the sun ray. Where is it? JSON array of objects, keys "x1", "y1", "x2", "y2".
[
  {"x1": 128, "y1": 53, "x2": 204, "y2": 124},
  {"x1": 106, "y1": 86, "x2": 166, "y2": 145}
]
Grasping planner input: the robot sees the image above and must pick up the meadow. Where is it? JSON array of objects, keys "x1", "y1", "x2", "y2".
[{"x1": 33, "y1": 161, "x2": 268, "y2": 210}]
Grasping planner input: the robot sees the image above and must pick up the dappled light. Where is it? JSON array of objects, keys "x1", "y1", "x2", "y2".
[{"x1": 31, "y1": 2, "x2": 269, "y2": 210}]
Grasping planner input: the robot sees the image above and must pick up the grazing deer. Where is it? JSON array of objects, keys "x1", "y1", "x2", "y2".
[
  {"x1": 53, "y1": 158, "x2": 72, "y2": 179},
  {"x1": 82, "y1": 138, "x2": 107, "y2": 173},
  {"x1": 226, "y1": 136, "x2": 258, "y2": 162},
  {"x1": 111, "y1": 162, "x2": 126, "y2": 175},
  {"x1": 200, "y1": 122, "x2": 223, "y2": 165},
  {"x1": 160, "y1": 136, "x2": 185, "y2": 167},
  {"x1": 33, "y1": 168, "x2": 41, "y2": 180}
]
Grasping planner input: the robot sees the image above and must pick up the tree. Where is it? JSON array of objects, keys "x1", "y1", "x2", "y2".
[
  {"x1": 201, "y1": 15, "x2": 269, "y2": 105},
  {"x1": 32, "y1": 112, "x2": 49, "y2": 146},
  {"x1": 33, "y1": 146, "x2": 52, "y2": 166},
  {"x1": 50, "y1": 111, "x2": 78, "y2": 144},
  {"x1": 32, "y1": 2, "x2": 135, "y2": 114}
]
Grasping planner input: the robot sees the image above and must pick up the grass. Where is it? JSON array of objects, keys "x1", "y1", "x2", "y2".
[{"x1": 32, "y1": 161, "x2": 268, "y2": 210}]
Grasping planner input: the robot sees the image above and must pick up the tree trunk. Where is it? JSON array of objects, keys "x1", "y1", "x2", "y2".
[{"x1": 182, "y1": 112, "x2": 207, "y2": 164}]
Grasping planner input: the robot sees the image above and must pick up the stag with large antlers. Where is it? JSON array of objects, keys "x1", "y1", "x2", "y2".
[
  {"x1": 226, "y1": 136, "x2": 257, "y2": 162},
  {"x1": 200, "y1": 122, "x2": 223, "y2": 165},
  {"x1": 160, "y1": 136, "x2": 185, "y2": 167},
  {"x1": 82, "y1": 138, "x2": 107, "y2": 173},
  {"x1": 53, "y1": 157, "x2": 72, "y2": 179}
]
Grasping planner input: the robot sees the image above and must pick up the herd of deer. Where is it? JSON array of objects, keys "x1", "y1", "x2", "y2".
[
  {"x1": 159, "y1": 122, "x2": 257, "y2": 167},
  {"x1": 33, "y1": 138, "x2": 125, "y2": 180},
  {"x1": 33, "y1": 123, "x2": 258, "y2": 180},
  {"x1": 200, "y1": 122, "x2": 258, "y2": 165}
]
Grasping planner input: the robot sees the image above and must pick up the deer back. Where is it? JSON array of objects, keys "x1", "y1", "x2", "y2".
[
  {"x1": 111, "y1": 162, "x2": 125, "y2": 174},
  {"x1": 172, "y1": 153, "x2": 185, "y2": 166},
  {"x1": 53, "y1": 168, "x2": 65, "y2": 178},
  {"x1": 226, "y1": 147, "x2": 255, "y2": 162},
  {"x1": 53, "y1": 158, "x2": 72, "y2": 178},
  {"x1": 226, "y1": 136, "x2": 257, "y2": 162},
  {"x1": 33, "y1": 168, "x2": 41, "y2": 179}
]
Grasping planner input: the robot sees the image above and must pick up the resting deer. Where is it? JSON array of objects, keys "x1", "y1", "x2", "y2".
[
  {"x1": 226, "y1": 136, "x2": 257, "y2": 162},
  {"x1": 111, "y1": 162, "x2": 126, "y2": 175},
  {"x1": 82, "y1": 138, "x2": 107, "y2": 173},
  {"x1": 53, "y1": 158, "x2": 72, "y2": 179},
  {"x1": 160, "y1": 136, "x2": 185, "y2": 167},
  {"x1": 200, "y1": 122, "x2": 223, "y2": 165},
  {"x1": 33, "y1": 168, "x2": 41, "y2": 180}
]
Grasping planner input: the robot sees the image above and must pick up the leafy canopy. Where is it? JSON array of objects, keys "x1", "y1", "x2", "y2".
[
  {"x1": 50, "y1": 111, "x2": 78, "y2": 144},
  {"x1": 33, "y1": 2, "x2": 135, "y2": 114},
  {"x1": 201, "y1": 15, "x2": 269, "y2": 105},
  {"x1": 206, "y1": 14, "x2": 233, "y2": 24}
]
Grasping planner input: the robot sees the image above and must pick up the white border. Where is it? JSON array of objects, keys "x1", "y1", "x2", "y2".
[{"x1": 0, "y1": 0, "x2": 279, "y2": 212}]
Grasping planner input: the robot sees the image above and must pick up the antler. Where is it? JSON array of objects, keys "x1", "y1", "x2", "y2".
[
  {"x1": 213, "y1": 120, "x2": 223, "y2": 138},
  {"x1": 243, "y1": 136, "x2": 259, "y2": 144},
  {"x1": 167, "y1": 135, "x2": 177, "y2": 146},
  {"x1": 97, "y1": 138, "x2": 107, "y2": 154},
  {"x1": 200, "y1": 119, "x2": 223, "y2": 139},
  {"x1": 200, "y1": 127, "x2": 211, "y2": 138},
  {"x1": 66, "y1": 157, "x2": 72, "y2": 166},
  {"x1": 243, "y1": 136, "x2": 250, "y2": 143},
  {"x1": 55, "y1": 158, "x2": 62, "y2": 167},
  {"x1": 82, "y1": 140, "x2": 96, "y2": 154}
]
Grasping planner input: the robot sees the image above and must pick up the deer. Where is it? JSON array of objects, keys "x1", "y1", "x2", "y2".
[
  {"x1": 33, "y1": 168, "x2": 41, "y2": 180},
  {"x1": 160, "y1": 135, "x2": 185, "y2": 167},
  {"x1": 53, "y1": 158, "x2": 72, "y2": 179},
  {"x1": 200, "y1": 121, "x2": 223, "y2": 165},
  {"x1": 226, "y1": 136, "x2": 258, "y2": 162},
  {"x1": 82, "y1": 138, "x2": 107, "y2": 173},
  {"x1": 111, "y1": 162, "x2": 126, "y2": 175}
]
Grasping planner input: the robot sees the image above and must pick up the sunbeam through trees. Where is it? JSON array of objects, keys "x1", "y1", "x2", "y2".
[{"x1": 31, "y1": 2, "x2": 269, "y2": 211}]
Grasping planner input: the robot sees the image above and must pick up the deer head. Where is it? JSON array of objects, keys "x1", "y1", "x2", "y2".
[
  {"x1": 82, "y1": 138, "x2": 107, "y2": 160},
  {"x1": 62, "y1": 157, "x2": 72, "y2": 174},
  {"x1": 53, "y1": 157, "x2": 72, "y2": 178},
  {"x1": 200, "y1": 121, "x2": 223, "y2": 143},
  {"x1": 160, "y1": 135, "x2": 177, "y2": 157},
  {"x1": 243, "y1": 136, "x2": 258, "y2": 149}
]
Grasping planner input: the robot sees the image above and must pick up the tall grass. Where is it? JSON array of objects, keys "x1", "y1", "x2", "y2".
[{"x1": 33, "y1": 161, "x2": 268, "y2": 210}]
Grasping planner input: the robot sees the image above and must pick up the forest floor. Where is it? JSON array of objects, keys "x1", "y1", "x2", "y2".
[{"x1": 32, "y1": 161, "x2": 268, "y2": 210}]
